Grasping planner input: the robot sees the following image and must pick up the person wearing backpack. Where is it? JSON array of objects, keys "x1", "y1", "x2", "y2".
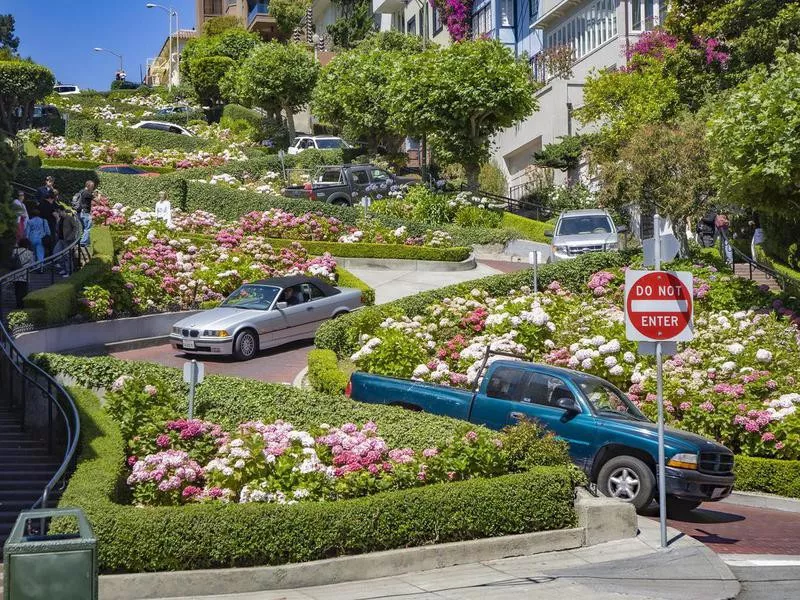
[
  {"x1": 53, "y1": 205, "x2": 79, "y2": 277},
  {"x1": 25, "y1": 209, "x2": 51, "y2": 262},
  {"x1": 75, "y1": 180, "x2": 96, "y2": 248},
  {"x1": 12, "y1": 239, "x2": 35, "y2": 308}
]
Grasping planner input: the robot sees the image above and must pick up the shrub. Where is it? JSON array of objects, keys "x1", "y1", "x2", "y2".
[
  {"x1": 734, "y1": 455, "x2": 800, "y2": 498},
  {"x1": 454, "y1": 205, "x2": 503, "y2": 229},
  {"x1": 315, "y1": 251, "x2": 630, "y2": 358},
  {"x1": 409, "y1": 187, "x2": 452, "y2": 225},
  {"x1": 336, "y1": 267, "x2": 375, "y2": 305},
  {"x1": 22, "y1": 227, "x2": 115, "y2": 325},
  {"x1": 307, "y1": 349, "x2": 350, "y2": 395},
  {"x1": 478, "y1": 161, "x2": 507, "y2": 196},
  {"x1": 66, "y1": 118, "x2": 210, "y2": 151},
  {"x1": 501, "y1": 212, "x2": 551, "y2": 243},
  {"x1": 264, "y1": 237, "x2": 471, "y2": 263},
  {"x1": 58, "y1": 386, "x2": 577, "y2": 572}
]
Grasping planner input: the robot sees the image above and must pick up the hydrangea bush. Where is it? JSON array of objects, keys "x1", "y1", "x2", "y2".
[{"x1": 350, "y1": 265, "x2": 800, "y2": 460}]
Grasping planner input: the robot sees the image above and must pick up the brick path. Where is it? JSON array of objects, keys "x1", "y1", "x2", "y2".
[
  {"x1": 110, "y1": 340, "x2": 314, "y2": 385},
  {"x1": 477, "y1": 260, "x2": 531, "y2": 274},
  {"x1": 647, "y1": 501, "x2": 800, "y2": 555}
]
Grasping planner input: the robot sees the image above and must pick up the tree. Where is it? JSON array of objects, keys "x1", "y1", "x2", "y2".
[
  {"x1": 189, "y1": 56, "x2": 235, "y2": 108},
  {"x1": 327, "y1": 0, "x2": 375, "y2": 49},
  {"x1": 312, "y1": 33, "x2": 423, "y2": 153},
  {"x1": 0, "y1": 60, "x2": 55, "y2": 133},
  {"x1": 225, "y1": 43, "x2": 318, "y2": 142},
  {"x1": 532, "y1": 136, "x2": 585, "y2": 185},
  {"x1": 271, "y1": 0, "x2": 312, "y2": 37},
  {"x1": 0, "y1": 15, "x2": 19, "y2": 58},
  {"x1": 387, "y1": 39, "x2": 537, "y2": 189},
  {"x1": 596, "y1": 113, "x2": 712, "y2": 255},
  {"x1": 201, "y1": 15, "x2": 241, "y2": 36},
  {"x1": 708, "y1": 50, "x2": 800, "y2": 218}
]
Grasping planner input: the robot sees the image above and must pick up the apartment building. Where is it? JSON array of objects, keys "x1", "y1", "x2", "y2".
[
  {"x1": 372, "y1": 0, "x2": 450, "y2": 45},
  {"x1": 195, "y1": 0, "x2": 279, "y2": 39},
  {"x1": 146, "y1": 29, "x2": 197, "y2": 87}
]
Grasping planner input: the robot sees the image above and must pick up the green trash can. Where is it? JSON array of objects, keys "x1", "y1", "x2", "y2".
[{"x1": 3, "y1": 508, "x2": 97, "y2": 600}]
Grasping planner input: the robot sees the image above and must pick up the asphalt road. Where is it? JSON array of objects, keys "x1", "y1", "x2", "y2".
[{"x1": 731, "y1": 564, "x2": 800, "y2": 600}]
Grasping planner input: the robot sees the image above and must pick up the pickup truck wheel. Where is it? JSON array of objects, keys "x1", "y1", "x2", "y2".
[
  {"x1": 332, "y1": 198, "x2": 350, "y2": 206},
  {"x1": 597, "y1": 456, "x2": 655, "y2": 511},
  {"x1": 233, "y1": 330, "x2": 258, "y2": 361},
  {"x1": 666, "y1": 498, "x2": 702, "y2": 516}
]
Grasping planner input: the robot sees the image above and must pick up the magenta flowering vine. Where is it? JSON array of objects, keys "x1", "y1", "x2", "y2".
[{"x1": 431, "y1": 0, "x2": 472, "y2": 42}]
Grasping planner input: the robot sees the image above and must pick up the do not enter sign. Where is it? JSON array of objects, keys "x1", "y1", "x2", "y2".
[{"x1": 625, "y1": 270, "x2": 694, "y2": 342}]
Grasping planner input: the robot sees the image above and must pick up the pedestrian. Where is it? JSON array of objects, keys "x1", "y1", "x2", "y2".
[
  {"x1": 715, "y1": 212, "x2": 732, "y2": 264},
  {"x1": 696, "y1": 210, "x2": 716, "y2": 248},
  {"x1": 12, "y1": 190, "x2": 28, "y2": 242},
  {"x1": 38, "y1": 189, "x2": 58, "y2": 256},
  {"x1": 750, "y1": 217, "x2": 765, "y2": 263},
  {"x1": 75, "y1": 180, "x2": 96, "y2": 248},
  {"x1": 25, "y1": 209, "x2": 51, "y2": 263},
  {"x1": 155, "y1": 191, "x2": 173, "y2": 227},
  {"x1": 11, "y1": 239, "x2": 35, "y2": 308},
  {"x1": 53, "y1": 206, "x2": 79, "y2": 277},
  {"x1": 36, "y1": 175, "x2": 55, "y2": 201}
]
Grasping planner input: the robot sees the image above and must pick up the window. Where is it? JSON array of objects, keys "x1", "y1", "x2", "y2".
[
  {"x1": 301, "y1": 283, "x2": 326, "y2": 301},
  {"x1": 319, "y1": 168, "x2": 343, "y2": 183},
  {"x1": 500, "y1": 0, "x2": 514, "y2": 27},
  {"x1": 351, "y1": 169, "x2": 370, "y2": 185},
  {"x1": 203, "y1": 0, "x2": 223, "y2": 15},
  {"x1": 222, "y1": 285, "x2": 280, "y2": 311},
  {"x1": 530, "y1": 0, "x2": 539, "y2": 20},
  {"x1": 472, "y1": 4, "x2": 492, "y2": 38},
  {"x1": 520, "y1": 373, "x2": 576, "y2": 408},
  {"x1": 370, "y1": 169, "x2": 391, "y2": 183},
  {"x1": 486, "y1": 367, "x2": 526, "y2": 402},
  {"x1": 168, "y1": 126, "x2": 184, "y2": 134},
  {"x1": 572, "y1": 373, "x2": 645, "y2": 420},
  {"x1": 545, "y1": 0, "x2": 617, "y2": 61},
  {"x1": 407, "y1": 16, "x2": 416, "y2": 36},
  {"x1": 433, "y1": 5, "x2": 443, "y2": 34},
  {"x1": 630, "y1": 0, "x2": 665, "y2": 31},
  {"x1": 556, "y1": 215, "x2": 613, "y2": 236}
]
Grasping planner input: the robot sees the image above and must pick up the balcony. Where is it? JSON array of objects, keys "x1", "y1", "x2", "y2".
[
  {"x1": 533, "y1": 0, "x2": 586, "y2": 29},
  {"x1": 372, "y1": 0, "x2": 406, "y2": 15},
  {"x1": 246, "y1": 2, "x2": 278, "y2": 39}
]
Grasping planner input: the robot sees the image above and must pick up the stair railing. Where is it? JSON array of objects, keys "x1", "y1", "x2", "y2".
[
  {"x1": 458, "y1": 183, "x2": 552, "y2": 221},
  {"x1": 0, "y1": 183, "x2": 84, "y2": 509},
  {"x1": 715, "y1": 227, "x2": 789, "y2": 292}
]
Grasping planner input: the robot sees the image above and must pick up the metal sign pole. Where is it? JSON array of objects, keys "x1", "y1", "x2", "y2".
[
  {"x1": 654, "y1": 213, "x2": 667, "y2": 548},
  {"x1": 529, "y1": 251, "x2": 539, "y2": 296},
  {"x1": 188, "y1": 359, "x2": 197, "y2": 420}
]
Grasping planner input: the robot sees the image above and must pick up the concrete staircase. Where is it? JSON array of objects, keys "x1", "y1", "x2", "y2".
[
  {"x1": 0, "y1": 406, "x2": 60, "y2": 550},
  {"x1": 734, "y1": 263, "x2": 782, "y2": 292}
]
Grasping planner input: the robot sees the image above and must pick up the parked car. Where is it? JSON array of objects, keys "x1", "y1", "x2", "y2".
[
  {"x1": 53, "y1": 84, "x2": 80, "y2": 95},
  {"x1": 131, "y1": 121, "x2": 193, "y2": 136},
  {"x1": 347, "y1": 357, "x2": 735, "y2": 513},
  {"x1": 156, "y1": 106, "x2": 191, "y2": 115},
  {"x1": 287, "y1": 136, "x2": 352, "y2": 155},
  {"x1": 97, "y1": 164, "x2": 159, "y2": 176},
  {"x1": 281, "y1": 164, "x2": 395, "y2": 206},
  {"x1": 170, "y1": 276, "x2": 364, "y2": 361},
  {"x1": 545, "y1": 209, "x2": 625, "y2": 262}
]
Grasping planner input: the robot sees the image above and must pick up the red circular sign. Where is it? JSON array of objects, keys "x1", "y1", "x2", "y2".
[{"x1": 626, "y1": 272, "x2": 692, "y2": 340}]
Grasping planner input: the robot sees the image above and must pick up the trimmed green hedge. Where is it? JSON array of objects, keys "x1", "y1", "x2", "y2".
[
  {"x1": 316, "y1": 251, "x2": 632, "y2": 358},
  {"x1": 264, "y1": 237, "x2": 471, "y2": 263},
  {"x1": 502, "y1": 212, "x2": 551, "y2": 243},
  {"x1": 59, "y1": 385, "x2": 576, "y2": 573},
  {"x1": 336, "y1": 268, "x2": 375, "y2": 305},
  {"x1": 734, "y1": 455, "x2": 800, "y2": 499},
  {"x1": 22, "y1": 227, "x2": 114, "y2": 326},
  {"x1": 307, "y1": 349, "x2": 350, "y2": 395},
  {"x1": 66, "y1": 118, "x2": 209, "y2": 151},
  {"x1": 42, "y1": 158, "x2": 172, "y2": 174}
]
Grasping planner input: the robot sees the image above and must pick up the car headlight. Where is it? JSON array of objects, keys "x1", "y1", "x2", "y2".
[
  {"x1": 172, "y1": 326, "x2": 182, "y2": 335},
  {"x1": 202, "y1": 330, "x2": 229, "y2": 338},
  {"x1": 667, "y1": 453, "x2": 698, "y2": 470},
  {"x1": 605, "y1": 242, "x2": 619, "y2": 250},
  {"x1": 553, "y1": 245, "x2": 569, "y2": 253}
]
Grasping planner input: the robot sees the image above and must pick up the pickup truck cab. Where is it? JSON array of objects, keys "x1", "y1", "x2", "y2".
[
  {"x1": 347, "y1": 360, "x2": 735, "y2": 512},
  {"x1": 281, "y1": 164, "x2": 395, "y2": 206}
]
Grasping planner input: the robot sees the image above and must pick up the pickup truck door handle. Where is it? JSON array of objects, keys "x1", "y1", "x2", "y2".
[{"x1": 509, "y1": 411, "x2": 524, "y2": 421}]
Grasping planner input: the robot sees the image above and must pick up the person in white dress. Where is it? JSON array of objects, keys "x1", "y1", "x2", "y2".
[{"x1": 154, "y1": 191, "x2": 172, "y2": 227}]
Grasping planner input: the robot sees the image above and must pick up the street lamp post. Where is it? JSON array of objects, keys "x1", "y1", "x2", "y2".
[
  {"x1": 146, "y1": 3, "x2": 178, "y2": 89},
  {"x1": 93, "y1": 47, "x2": 124, "y2": 77}
]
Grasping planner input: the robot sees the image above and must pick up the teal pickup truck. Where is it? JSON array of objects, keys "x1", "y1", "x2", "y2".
[{"x1": 346, "y1": 358, "x2": 735, "y2": 513}]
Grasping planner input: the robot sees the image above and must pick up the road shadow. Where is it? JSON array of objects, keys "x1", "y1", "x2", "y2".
[
  {"x1": 642, "y1": 504, "x2": 747, "y2": 524},
  {"x1": 172, "y1": 338, "x2": 315, "y2": 363}
]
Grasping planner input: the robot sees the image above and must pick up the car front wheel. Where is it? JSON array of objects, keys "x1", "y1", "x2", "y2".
[
  {"x1": 597, "y1": 455, "x2": 655, "y2": 512},
  {"x1": 233, "y1": 330, "x2": 258, "y2": 361}
]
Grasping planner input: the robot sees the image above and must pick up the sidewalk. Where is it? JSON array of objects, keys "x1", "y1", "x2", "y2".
[{"x1": 156, "y1": 518, "x2": 739, "y2": 600}]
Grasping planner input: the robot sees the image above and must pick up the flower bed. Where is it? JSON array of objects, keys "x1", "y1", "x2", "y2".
[
  {"x1": 41, "y1": 356, "x2": 577, "y2": 571},
  {"x1": 334, "y1": 255, "x2": 800, "y2": 461}
]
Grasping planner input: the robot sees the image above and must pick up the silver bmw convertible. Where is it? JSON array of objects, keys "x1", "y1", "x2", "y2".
[{"x1": 170, "y1": 275, "x2": 364, "y2": 361}]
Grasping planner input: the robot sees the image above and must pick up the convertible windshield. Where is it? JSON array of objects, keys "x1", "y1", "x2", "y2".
[
  {"x1": 556, "y1": 216, "x2": 613, "y2": 236},
  {"x1": 221, "y1": 285, "x2": 280, "y2": 310},
  {"x1": 316, "y1": 138, "x2": 348, "y2": 149},
  {"x1": 573, "y1": 374, "x2": 647, "y2": 420}
]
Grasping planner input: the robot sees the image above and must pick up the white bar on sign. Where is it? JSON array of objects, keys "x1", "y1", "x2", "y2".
[{"x1": 630, "y1": 300, "x2": 689, "y2": 313}]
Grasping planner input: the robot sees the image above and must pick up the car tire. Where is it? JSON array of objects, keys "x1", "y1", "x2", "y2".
[
  {"x1": 332, "y1": 198, "x2": 350, "y2": 206},
  {"x1": 233, "y1": 329, "x2": 258, "y2": 361},
  {"x1": 597, "y1": 455, "x2": 655, "y2": 512},
  {"x1": 666, "y1": 497, "x2": 702, "y2": 516}
]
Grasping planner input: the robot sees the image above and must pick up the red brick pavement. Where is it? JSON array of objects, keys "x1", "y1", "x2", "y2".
[
  {"x1": 478, "y1": 260, "x2": 532, "y2": 273},
  {"x1": 647, "y1": 501, "x2": 800, "y2": 555},
  {"x1": 110, "y1": 340, "x2": 314, "y2": 385}
]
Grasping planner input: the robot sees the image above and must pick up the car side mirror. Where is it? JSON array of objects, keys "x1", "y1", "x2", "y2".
[
  {"x1": 616, "y1": 225, "x2": 628, "y2": 233},
  {"x1": 276, "y1": 301, "x2": 288, "y2": 310},
  {"x1": 544, "y1": 230, "x2": 553, "y2": 238},
  {"x1": 557, "y1": 397, "x2": 580, "y2": 413}
]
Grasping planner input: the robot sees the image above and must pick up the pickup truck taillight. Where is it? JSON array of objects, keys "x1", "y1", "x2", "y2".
[{"x1": 345, "y1": 379, "x2": 352, "y2": 398}]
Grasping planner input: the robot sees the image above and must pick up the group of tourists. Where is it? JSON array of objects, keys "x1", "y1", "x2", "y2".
[{"x1": 10, "y1": 176, "x2": 96, "y2": 308}]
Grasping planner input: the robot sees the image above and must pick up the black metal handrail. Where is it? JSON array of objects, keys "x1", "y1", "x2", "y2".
[
  {"x1": 1, "y1": 183, "x2": 84, "y2": 509},
  {"x1": 458, "y1": 184, "x2": 552, "y2": 221},
  {"x1": 715, "y1": 227, "x2": 788, "y2": 292}
]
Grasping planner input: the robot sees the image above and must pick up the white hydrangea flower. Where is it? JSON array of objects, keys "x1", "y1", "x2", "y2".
[{"x1": 755, "y1": 349, "x2": 773, "y2": 363}]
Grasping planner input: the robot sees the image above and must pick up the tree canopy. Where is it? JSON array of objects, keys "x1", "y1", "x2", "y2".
[
  {"x1": 189, "y1": 55, "x2": 236, "y2": 108},
  {"x1": 707, "y1": 50, "x2": 800, "y2": 218},
  {"x1": 327, "y1": 0, "x2": 375, "y2": 49},
  {"x1": 0, "y1": 14, "x2": 19, "y2": 59},
  {"x1": 0, "y1": 60, "x2": 55, "y2": 133},
  {"x1": 271, "y1": 0, "x2": 312, "y2": 37},
  {"x1": 224, "y1": 42, "x2": 318, "y2": 141},
  {"x1": 387, "y1": 39, "x2": 537, "y2": 188}
]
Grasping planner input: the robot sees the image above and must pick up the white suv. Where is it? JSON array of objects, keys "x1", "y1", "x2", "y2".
[
  {"x1": 288, "y1": 136, "x2": 352, "y2": 155},
  {"x1": 54, "y1": 84, "x2": 81, "y2": 95},
  {"x1": 546, "y1": 209, "x2": 625, "y2": 261}
]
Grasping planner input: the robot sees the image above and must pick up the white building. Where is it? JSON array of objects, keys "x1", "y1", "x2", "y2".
[{"x1": 372, "y1": 0, "x2": 451, "y2": 46}]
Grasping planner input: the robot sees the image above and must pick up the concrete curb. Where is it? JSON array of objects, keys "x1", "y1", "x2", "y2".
[
  {"x1": 723, "y1": 490, "x2": 800, "y2": 513},
  {"x1": 97, "y1": 491, "x2": 636, "y2": 600},
  {"x1": 333, "y1": 253, "x2": 477, "y2": 272},
  {"x1": 15, "y1": 310, "x2": 199, "y2": 357},
  {"x1": 292, "y1": 366, "x2": 309, "y2": 389}
]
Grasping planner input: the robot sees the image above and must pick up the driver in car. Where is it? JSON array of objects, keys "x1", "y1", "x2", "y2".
[{"x1": 282, "y1": 286, "x2": 303, "y2": 306}]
